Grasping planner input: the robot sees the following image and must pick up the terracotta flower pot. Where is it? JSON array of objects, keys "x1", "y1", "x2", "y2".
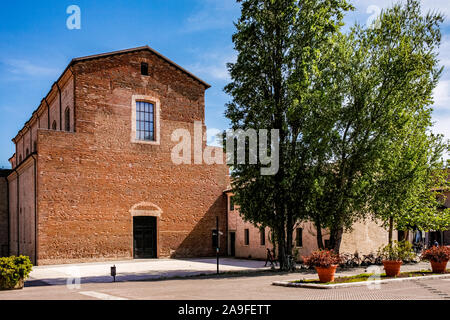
[
  {"x1": 430, "y1": 260, "x2": 448, "y2": 274},
  {"x1": 382, "y1": 260, "x2": 402, "y2": 277},
  {"x1": 0, "y1": 278, "x2": 24, "y2": 291},
  {"x1": 315, "y1": 265, "x2": 338, "y2": 283}
]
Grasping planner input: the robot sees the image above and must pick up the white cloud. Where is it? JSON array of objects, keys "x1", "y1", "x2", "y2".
[
  {"x1": 431, "y1": 81, "x2": 450, "y2": 151},
  {"x1": 187, "y1": 50, "x2": 237, "y2": 81},
  {"x1": 431, "y1": 114, "x2": 450, "y2": 156},
  {"x1": 439, "y1": 36, "x2": 450, "y2": 69},
  {"x1": 206, "y1": 127, "x2": 223, "y2": 147},
  {"x1": 421, "y1": 0, "x2": 450, "y2": 17},
  {"x1": 352, "y1": 0, "x2": 449, "y2": 14},
  {"x1": 433, "y1": 80, "x2": 450, "y2": 110},
  {"x1": 346, "y1": 0, "x2": 450, "y2": 27},
  {"x1": 1, "y1": 59, "x2": 59, "y2": 78},
  {"x1": 182, "y1": 0, "x2": 240, "y2": 33}
]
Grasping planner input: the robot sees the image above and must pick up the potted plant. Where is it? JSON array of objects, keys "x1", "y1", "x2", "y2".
[
  {"x1": 378, "y1": 241, "x2": 415, "y2": 277},
  {"x1": 0, "y1": 255, "x2": 33, "y2": 290},
  {"x1": 302, "y1": 250, "x2": 341, "y2": 283},
  {"x1": 421, "y1": 246, "x2": 450, "y2": 273}
]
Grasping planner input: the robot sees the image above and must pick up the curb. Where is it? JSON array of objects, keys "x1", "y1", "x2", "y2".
[{"x1": 272, "y1": 273, "x2": 450, "y2": 289}]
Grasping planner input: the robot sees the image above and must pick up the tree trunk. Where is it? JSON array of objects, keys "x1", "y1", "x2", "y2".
[
  {"x1": 330, "y1": 226, "x2": 344, "y2": 253},
  {"x1": 315, "y1": 220, "x2": 324, "y2": 249},
  {"x1": 388, "y1": 216, "x2": 394, "y2": 245},
  {"x1": 286, "y1": 212, "x2": 294, "y2": 258},
  {"x1": 277, "y1": 224, "x2": 287, "y2": 270}
]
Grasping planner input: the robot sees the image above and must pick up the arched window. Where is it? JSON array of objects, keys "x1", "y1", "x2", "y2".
[
  {"x1": 26, "y1": 148, "x2": 29, "y2": 156},
  {"x1": 65, "y1": 107, "x2": 70, "y2": 131},
  {"x1": 19, "y1": 155, "x2": 22, "y2": 163},
  {"x1": 52, "y1": 120, "x2": 57, "y2": 130},
  {"x1": 33, "y1": 141, "x2": 37, "y2": 152}
]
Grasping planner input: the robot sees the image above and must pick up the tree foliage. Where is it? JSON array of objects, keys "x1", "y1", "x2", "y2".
[
  {"x1": 225, "y1": 0, "x2": 352, "y2": 269},
  {"x1": 225, "y1": 0, "x2": 450, "y2": 262}
]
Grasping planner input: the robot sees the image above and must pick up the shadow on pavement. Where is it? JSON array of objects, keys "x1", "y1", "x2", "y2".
[
  {"x1": 25, "y1": 268, "x2": 319, "y2": 287},
  {"x1": 176, "y1": 258, "x2": 267, "y2": 268}
]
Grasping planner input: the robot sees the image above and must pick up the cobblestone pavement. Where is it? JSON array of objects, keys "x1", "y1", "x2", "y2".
[
  {"x1": 0, "y1": 261, "x2": 448, "y2": 300},
  {"x1": 290, "y1": 279, "x2": 450, "y2": 300}
]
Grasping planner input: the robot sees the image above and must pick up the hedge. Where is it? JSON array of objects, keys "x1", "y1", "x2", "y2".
[{"x1": 0, "y1": 255, "x2": 33, "y2": 289}]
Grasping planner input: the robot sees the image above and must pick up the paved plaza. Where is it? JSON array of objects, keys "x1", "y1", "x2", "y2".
[
  {"x1": 24, "y1": 257, "x2": 271, "y2": 286},
  {"x1": 0, "y1": 258, "x2": 448, "y2": 300}
]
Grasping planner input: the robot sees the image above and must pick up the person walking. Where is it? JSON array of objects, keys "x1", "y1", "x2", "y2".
[{"x1": 265, "y1": 248, "x2": 277, "y2": 267}]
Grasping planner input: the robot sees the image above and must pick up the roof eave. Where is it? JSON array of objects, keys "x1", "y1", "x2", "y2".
[{"x1": 71, "y1": 45, "x2": 211, "y2": 89}]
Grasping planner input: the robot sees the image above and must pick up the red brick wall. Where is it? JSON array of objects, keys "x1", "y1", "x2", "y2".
[{"x1": 35, "y1": 51, "x2": 228, "y2": 265}]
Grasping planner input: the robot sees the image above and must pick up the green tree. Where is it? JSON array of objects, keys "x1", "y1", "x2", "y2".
[
  {"x1": 224, "y1": 0, "x2": 351, "y2": 269},
  {"x1": 371, "y1": 120, "x2": 450, "y2": 244},
  {"x1": 311, "y1": 0, "x2": 446, "y2": 252}
]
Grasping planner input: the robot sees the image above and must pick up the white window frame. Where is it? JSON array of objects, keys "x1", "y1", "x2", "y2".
[{"x1": 131, "y1": 95, "x2": 161, "y2": 145}]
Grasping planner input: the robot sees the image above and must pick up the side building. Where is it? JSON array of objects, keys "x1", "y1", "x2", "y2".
[{"x1": 225, "y1": 190, "x2": 394, "y2": 260}]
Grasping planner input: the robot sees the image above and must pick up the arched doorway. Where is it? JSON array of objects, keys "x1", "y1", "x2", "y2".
[{"x1": 129, "y1": 202, "x2": 162, "y2": 259}]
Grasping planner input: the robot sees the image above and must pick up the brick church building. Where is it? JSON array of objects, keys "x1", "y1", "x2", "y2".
[{"x1": 0, "y1": 46, "x2": 229, "y2": 265}]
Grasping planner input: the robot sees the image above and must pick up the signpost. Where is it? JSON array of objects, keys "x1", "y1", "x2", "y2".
[
  {"x1": 110, "y1": 265, "x2": 116, "y2": 282},
  {"x1": 213, "y1": 217, "x2": 223, "y2": 274},
  {"x1": 216, "y1": 217, "x2": 219, "y2": 274}
]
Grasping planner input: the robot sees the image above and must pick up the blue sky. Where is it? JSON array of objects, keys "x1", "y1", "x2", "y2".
[{"x1": 0, "y1": 0, "x2": 449, "y2": 168}]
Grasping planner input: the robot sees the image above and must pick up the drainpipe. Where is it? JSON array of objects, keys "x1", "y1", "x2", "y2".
[{"x1": 56, "y1": 82, "x2": 62, "y2": 131}]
